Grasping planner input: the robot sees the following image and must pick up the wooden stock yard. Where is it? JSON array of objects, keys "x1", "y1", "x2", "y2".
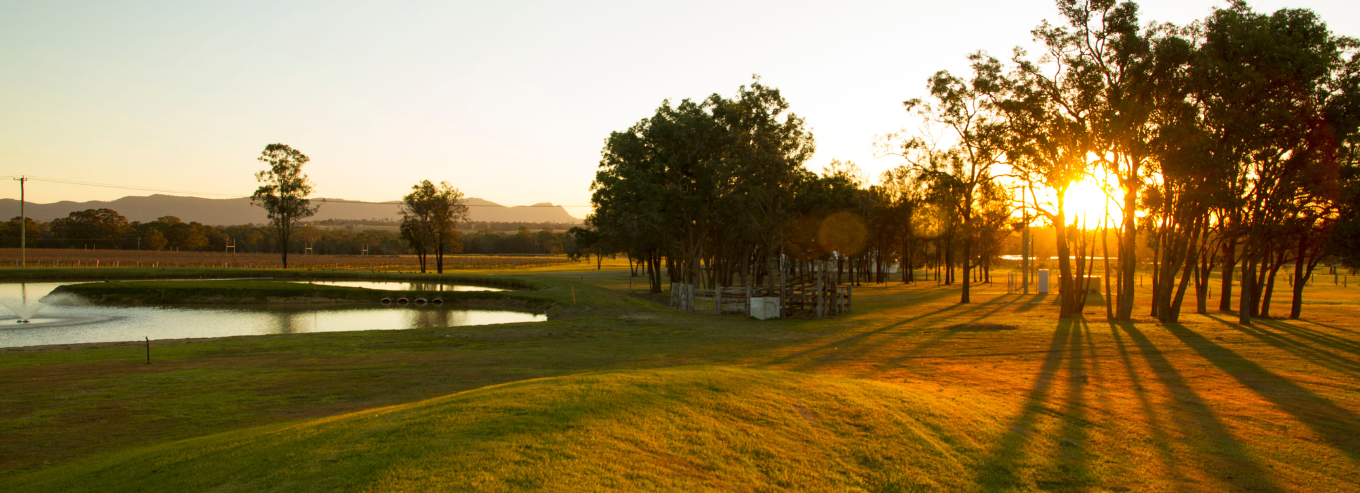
[{"x1": 670, "y1": 263, "x2": 852, "y2": 319}]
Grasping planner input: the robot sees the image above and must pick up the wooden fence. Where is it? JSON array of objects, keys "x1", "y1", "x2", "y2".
[
  {"x1": 670, "y1": 264, "x2": 852, "y2": 319},
  {"x1": 671, "y1": 285, "x2": 753, "y2": 316}
]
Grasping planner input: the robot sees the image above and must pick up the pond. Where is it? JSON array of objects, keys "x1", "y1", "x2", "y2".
[
  {"x1": 0, "y1": 282, "x2": 545, "y2": 348},
  {"x1": 284, "y1": 280, "x2": 507, "y2": 292}
]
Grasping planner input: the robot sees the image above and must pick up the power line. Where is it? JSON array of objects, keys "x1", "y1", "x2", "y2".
[
  {"x1": 6, "y1": 175, "x2": 593, "y2": 209},
  {"x1": 16, "y1": 175, "x2": 244, "y2": 198}
]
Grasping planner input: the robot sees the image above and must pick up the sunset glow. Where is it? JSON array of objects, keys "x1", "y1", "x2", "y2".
[{"x1": 1063, "y1": 178, "x2": 1118, "y2": 227}]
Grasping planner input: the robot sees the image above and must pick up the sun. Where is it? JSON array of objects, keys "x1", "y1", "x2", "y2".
[{"x1": 1063, "y1": 178, "x2": 1116, "y2": 227}]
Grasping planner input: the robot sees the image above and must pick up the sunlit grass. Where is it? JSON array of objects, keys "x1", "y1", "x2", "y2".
[
  {"x1": 2, "y1": 267, "x2": 1358, "y2": 491},
  {"x1": 7, "y1": 367, "x2": 1003, "y2": 492}
]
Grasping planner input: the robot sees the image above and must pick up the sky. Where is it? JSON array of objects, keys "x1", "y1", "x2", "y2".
[{"x1": 2, "y1": 0, "x2": 1357, "y2": 219}]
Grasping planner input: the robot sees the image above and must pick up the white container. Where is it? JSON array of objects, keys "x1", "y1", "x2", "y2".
[
  {"x1": 1037, "y1": 269, "x2": 1050, "y2": 294},
  {"x1": 749, "y1": 297, "x2": 781, "y2": 320}
]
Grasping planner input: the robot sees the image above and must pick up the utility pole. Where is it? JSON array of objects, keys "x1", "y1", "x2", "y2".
[
  {"x1": 1021, "y1": 185, "x2": 1029, "y2": 295},
  {"x1": 14, "y1": 176, "x2": 25, "y2": 267}
]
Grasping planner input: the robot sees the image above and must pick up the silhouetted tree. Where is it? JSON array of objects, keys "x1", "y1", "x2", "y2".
[{"x1": 252, "y1": 144, "x2": 319, "y2": 268}]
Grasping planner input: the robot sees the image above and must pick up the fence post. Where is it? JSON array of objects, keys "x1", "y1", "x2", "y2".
[
  {"x1": 718, "y1": 284, "x2": 728, "y2": 315},
  {"x1": 816, "y1": 279, "x2": 824, "y2": 319}
]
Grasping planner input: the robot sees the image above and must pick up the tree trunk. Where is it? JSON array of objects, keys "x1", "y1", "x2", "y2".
[
  {"x1": 902, "y1": 237, "x2": 912, "y2": 283},
  {"x1": 1290, "y1": 234, "x2": 1308, "y2": 319},
  {"x1": 1150, "y1": 216, "x2": 1165, "y2": 318},
  {"x1": 1220, "y1": 236, "x2": 1237, "y2": 311},
  {"x1": 1238, "y1": 243, "x2": 1255, "y2": 325},
  {"x1": 1194, "y1": 228, "x2": 1212, "y2": 315},
  {"x1": 1102, "y1": 218, "x2": 1114, "y2": 320},
  {"x1": 961, "y1": 235, "x2": 972, "y2": 304},
  {"x1": 1251, "y1": 245, "x2": 1269, "y2": 318},
  {"x1": 1166, "y1": 221, "x2": 1201, "y2": 323},
  {"x1": 278, "y1": 224, "x2": 290, "y2": 269},
  {"x1": 1055, "y1": 206, "x2": 1076, "y2": 318},
  {"x1": 1260, "y1": 246, "x2": 1286, "y2": 318},
  {"x1": 1116, "y1": 178, "x2": 1138, "y2": 321},
  {"x1": 435, "y1": 235, "x2": 444, "y2": 274}
]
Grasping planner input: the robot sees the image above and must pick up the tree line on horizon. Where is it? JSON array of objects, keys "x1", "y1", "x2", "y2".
[
  {"x1": 1, "y1": 210, "x2": 578, "y2": 258},
  {"x1": 5, "y1": 141, "x2": 575, "y2": 267},
  {"x1": 245, "y1": 144, "x2": 578, "y2": 268},
  {"x1": 580, "y1": 0, "x2": 1360, "y2": 325}
]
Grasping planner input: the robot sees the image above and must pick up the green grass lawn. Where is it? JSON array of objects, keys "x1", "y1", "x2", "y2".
[
  {"x1": 2, "y1": 267, "x2": 1359, "y2": 491},
  {"x1": 7, "y1": 367, "x2": 997, "y2": 492}
]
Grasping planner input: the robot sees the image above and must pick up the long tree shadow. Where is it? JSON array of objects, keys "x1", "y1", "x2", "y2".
[
  {"x1": 1117, "y1": 322, "x2": 1285, "y2": 492},
  {"x1": 960, "y1": 300, "x2": 1022, "y2": 325},
  {"x1": 1039, "y1": 318, "x2": 1095, "y2": 490},
  {"x1": 969, "y1": 319, "x2": 1076, "y2": 490},
  {"x1": 1252, "y1": 317, "x2": 1360, "y2": 356},
  {"x1": 786, "y1": 302, "x2": 999, "y2": 372},
  {"x1": 1301, "y1": 319, "x2": 1360, "y2": 336},
  {"x1": 1106, "y1": 321, "x2": 1187, "y2": 485},
  {"x1": 1162, "y1": 321, "x2": 1360, "y2": 465},
  {"x1": 770, "y1": 299, "x2": 995, "y2": 369},
  {"x1": 1014, "y1": 294, "x2": 1056, "y2": 313},
  {"x1": 877, "y1": 301, "x2": 1021, "y2": 369},
  {"x1": 1208, "y1": 316, "x2": 1360, "y2": 378}
]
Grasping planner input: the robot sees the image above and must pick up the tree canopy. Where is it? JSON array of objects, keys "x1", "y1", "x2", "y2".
[
  {"x1": 251, "y1": 143, "x2": 319, "y2": 269},
  {"x1": 585, "y1": 1, "x2": 1358, "y2": 325}
]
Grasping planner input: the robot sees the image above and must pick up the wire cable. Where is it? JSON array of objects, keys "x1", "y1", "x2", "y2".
[
  {"x1": 5, "y1": 175, "x2": 592, "y2": 209},
  {"x1": 18, "y1": 175, "x2": 244, "y2": 198}
]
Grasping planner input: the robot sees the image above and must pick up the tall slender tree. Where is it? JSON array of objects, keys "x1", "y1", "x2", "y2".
[
  {"x1": 251, "y1": 144, "x2": 318, "y2": 269},
  {"x1": 896, "y1": 52, "x2": 1010, "y2": 303}
]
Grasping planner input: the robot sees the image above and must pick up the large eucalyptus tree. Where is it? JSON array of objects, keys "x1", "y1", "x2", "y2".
[
  {"x1": 589, "y1": 78, "x2": 815, "y2": 292},
  {"x1": 251, "y1": 143, "x2": 319, "y2": 269}
]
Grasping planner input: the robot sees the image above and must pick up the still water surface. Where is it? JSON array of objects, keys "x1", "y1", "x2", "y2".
[
  {"x1": 0, "y1": 282, "x2": 544, "y2": 348},
  {"x1": 285, "y1": 280, "x2": 506, "y2": 292}
]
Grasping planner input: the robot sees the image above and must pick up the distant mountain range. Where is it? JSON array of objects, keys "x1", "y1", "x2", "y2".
[{"x1": 1, "y1": 195, "x2": 582, "y2": 226}]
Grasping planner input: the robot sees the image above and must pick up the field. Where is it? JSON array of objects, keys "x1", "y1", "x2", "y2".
[
  {"x1": 0, "y1": 248, "x2": 577, "y2": 271},
  {"x1": 1, "y1": 266, "x2": 1358, "y2": 491}
]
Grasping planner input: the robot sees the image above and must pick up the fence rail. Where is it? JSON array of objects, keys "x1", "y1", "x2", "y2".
[{"x1": 671, "y1": 262, "x2": 852, "y2": 319}]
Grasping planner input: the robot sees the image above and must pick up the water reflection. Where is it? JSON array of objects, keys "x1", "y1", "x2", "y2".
[
  {"x1": 287, "y1": 280, "x2": 506, "y2": 292},
  {"x1": 0, "y1": 282, "x2": 45, "y2": 322},
  {"x1": 269, "y1": 310, "x2": 311, "y2": 335},
  {"x1": 0, "y1": 282, "x2": 544, "y2": 348}
]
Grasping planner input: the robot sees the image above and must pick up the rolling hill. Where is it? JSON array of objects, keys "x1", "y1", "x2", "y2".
[{"x1": 7, "y1": 366, "x2": 991, "y2": 492}]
